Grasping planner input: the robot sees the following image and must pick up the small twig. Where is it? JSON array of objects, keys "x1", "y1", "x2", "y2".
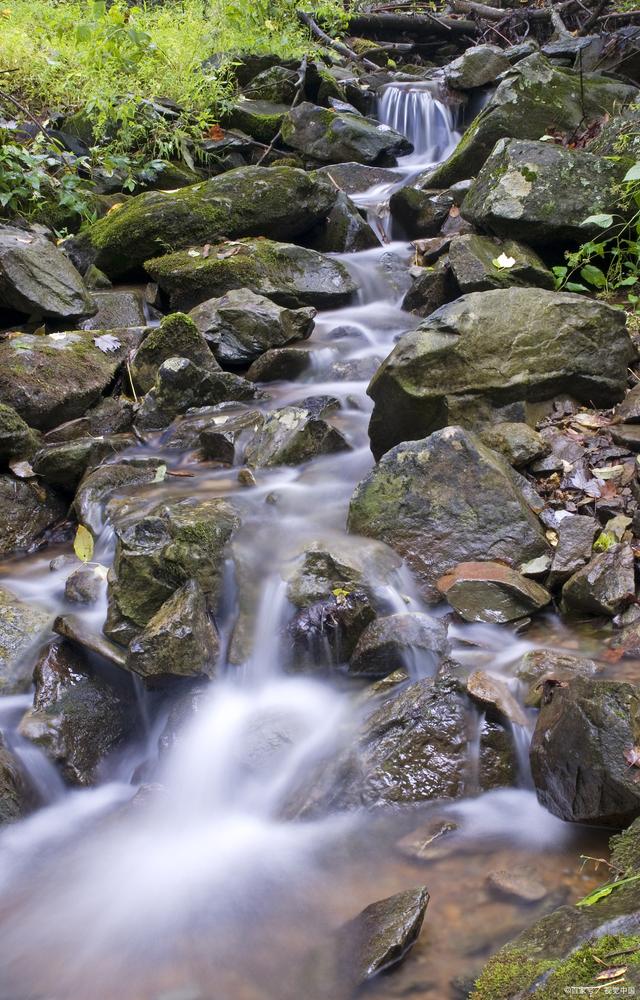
[
  {"x1": 296, "y1": 9, "x2": 380, "y2": 69},
  {"x1": 0, "y1": 87, "x2": 50, "y2": 142}
]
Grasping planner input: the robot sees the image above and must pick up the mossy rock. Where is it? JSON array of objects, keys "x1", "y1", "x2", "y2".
[
  {"x1": 281, "y1": 101, "x2": 413, "y2": 165},
  {"x1": 448, "y1": 233, "x2": 554, "y2": 292},
  {"x1": 0, "y1": 474, "x2": 66, "y2": 559},
  {"x1": 0, "y1": 403, "x2": 39, "y2": 464},
  {"x1": 0, "y1": 586, "x2": 51, "y2": 696},
  {"x1": 225, "y1": 100, "x2": 290, "y2": 144},
  {"x1": 131, "y1": 312, "x2": 218, "y2": 394}
]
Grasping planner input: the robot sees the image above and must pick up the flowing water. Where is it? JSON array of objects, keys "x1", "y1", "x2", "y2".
[{"x1": 0, "y1": 86, "x2": 614, "y2": 1000}]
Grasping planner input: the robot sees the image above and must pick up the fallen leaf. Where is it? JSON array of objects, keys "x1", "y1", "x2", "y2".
[
  {"x1": 73, "y1": 524, "x2": 94, "y2": 563},
  {"x1": 624, "y1": 746, "x2": 640, "y2": 767},
  {"x1": 187, "y1": 249, "x2": 201, "y2": 258},
  {"x1": 93, "y1": 333, "x2": 121, "y2": 353},
  {"x1": 9, "y1": 458, "x2": 34, "y2": 478},
  {"x1": 152, "y1": 464, "x2": 167, "y2": 483},
  {"x1": 167, "y1": 469, "x2": 195, "y2": 478},
  {"x1": 593, "y1": 464, "x2": 625, "y2": 480},
  {"x1": 492, "y1": 253, "x2": 516, "y2": 269},
  {"x1": 595, "y1": 966, "x2": 628, "y2": 981},
  {"x1": 106, "y1": 202, "x2": 124, "y2": 215},
  {"x1": 207, "y1": 124, "x2": 225, "y2": 140},
  {"x1": 572, "y1": 412, "x2": 610, "y2": 430}
]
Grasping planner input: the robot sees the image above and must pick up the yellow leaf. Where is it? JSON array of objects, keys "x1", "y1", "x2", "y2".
[
  {"x1": 106, "y1": 202, "x2": 124, "y2": 215},
  {"x1": 73, "y1": 524, "x2": 94, "y2": 563}
]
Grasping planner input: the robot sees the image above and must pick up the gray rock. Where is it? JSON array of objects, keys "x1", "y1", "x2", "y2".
[
  {"x1": 547, "y1": 514, "x2": 597, "y2": 587},
  {"x1": 479, "y1": 422, "x2": 548, "y2": 468},
  {"x1": 0, "y1": 403, "x2": 39, "y2": 464},
  {"x1": 448, "y1": 233, "x2": 554, "y2": 293},
  {"x1": 486, "y1": 869, "x2": 547, "y2": 903},
  {"x1": 225, "y1": 99, "x2": 290, "y2": 143},
  {"x1": 348, "y1": 426, "x2": 549, "y2": 602},
  {"x1": 288, "y1": 588, "x2": 376, "y2": 668},
  {"x1": 281, "y1": 102, "x2": 412, "y2": 165},
  {"x1": 32, "y1": 434, "x2": 134, "y2": 492},
  {"x1": 146, "y1": 238, "x2": 358, "y2": 313},
  {"x1": 131, "y1": 312, "x2": 218, "y2": 394},
  {"x1": 246, "y1": 346, "x2": 311, "y2": 382},
  {"x1": 189, "y1": 288, "x2": 315, "y2": 366},
  {"x1": 615, "y1": 382, "x2": 640, "y2": 423},
  {"x1": 0, "y1": 474, "x2": 65, "y2": 558},
  {"x1": 462, "y1": 138, "x2": 627, "y2": 245},
  {"x1": 199, "y1": 408, "x2": 264, "y2": 464},
  {"x1": 44, "y1": 396, "x2": 134, "y2": 444},
  {"x1": 0, "y1": 735, "x2": 28, "y2": 825},
  {"x1": 339, "y1": 887, "x2": 429, "y2": 985},
  {"x1": 73, "y1": 458, "x2": 167, "y2": 535},
  {"x1": 317, "y1": 161, "x2": 401, "y2": 194},
  {"x1": 466, "y1": 670, "x2": 529, "y2": 727},
  {"x1": 348, "y1": 612, "x2": 448, "y2": 678},
  {"x1": 126, "y1": 579, "x2": 219, "y2": 683},
  {"x1": 530, "y1": 676, "x2": 640, "y2": 826},
  {"x1": 0, "y1": 225, "x2": 94, "y2": 319},
  {"x1": 0, "y1": 586, "x2": 51, "y2": 695},
  {"x1": 79, "y1": 288, "x2": 147, "y2": 330},
  {"x1": 244, "y1": 65, "x2": 299, "y2": 103},
  {"x1": 366, "y1": 288, "x2": 633, "y2": 459},
  {"x1": 389, "y1": 187, "x2": 453, "y2": 238},
  {"x1": 562, "y1": 543, "x2": 635, "y2": 617},
  {"x1": 64, "y1": 565, "x2": 106, "y2": 605},
  {"x1": 515, "y1": 648, "x2": 601, "y2": 707},
  {"x1": 53, "y1": 613, "x2": 127, "y2": 668},
  {"x1": 244, "y1": 400, "x2": 350, "y2": 468},
  {"x1": 444, "y1": 44, "x2": 510, "y2": 90},
  {"x1": 304, "y1": 192, "x2": 379, "y2": 253},
  {"x1": 401, "y1": 260, "x2": 456, "y2": 317},
  {"x1": 437, "y1": 561, "x2": 551, "y2": 623}
]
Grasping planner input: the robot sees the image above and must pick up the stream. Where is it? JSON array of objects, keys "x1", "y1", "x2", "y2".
[{"x1": 0, "y1": 83, "x2": 612, "y2": 1000}]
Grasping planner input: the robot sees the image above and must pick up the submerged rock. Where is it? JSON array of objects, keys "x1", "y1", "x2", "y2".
[
  {"x1": 348, "y1": 613, "x2": 448, "y2": 678},
  {"x1": 530, "y1": 676, "x2": 640, "y2": 826},
  {"x1": 189, "y1": 288, "x2": 315, "y2": 366},
  {"x1": 66, "y1": 166, "x2": 338, "y2": 277},
  {"x1": 339, "y1": 887, "x2": 429, "y2": 986},
  {"x1": 0, "y1": 474, "x2": 65, "y2": 558},
  {"x1": 561, "y1": 543, "x2": 635, "y2": 617},
  {"x1": 19, "y1": 638, "x2": 133, "y2": 786},
  {"x1": 348, "y1": 427, "x2": 549, "y2": 602},
  {"x1": 146, "y1": 238, "x2": 358, "y2": 313},
  {"x1": 0, "y1": 586, "x2": 51, "y2": 695},
  {"x1": 437, "y1": 561, "x2": 551, "y2": 624},
  {"x1": 366, "y1": 288, "x2": 633, "y2": 459},
  {"x1": 0, "y1": 225, "x2": 94, "y2": 319},
  {"x1": 281, "y1": 102, "x2": 412, "y2": 165},
  {"x1": 131, "y1": 312, "x2": 218, "y2": 393}
]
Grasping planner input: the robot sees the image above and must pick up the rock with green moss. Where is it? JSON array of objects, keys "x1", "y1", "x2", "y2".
[
  {"x1": 0, "y1": 474, "x2": 65, "y2": 559},
  {"x1": 0, "y1": 735, "x2": 28, "y2": 825},
  {"x1": 0, "y1": 225, "x2": 95, "y2": 320},
  {"x1": 244, "y1": 65, "x2": 299, "y2": 103},
  {"x1": 425, "y1": 51, "x2": 636, "y2": 187},
  {"x1": 19, "y1": 638, "x2": 134, "y2": 787},
  {"x1": 281, "y1": 102, "x2": 413, "y2": 165},
  {"x1": 304, "y1": 192, "x2": 379, "y2": 253},
  {"x1": 449, "y1": 233, "x2": 554, "y2": 292},
  {"x1": 131, "y1": 313, "x2": 218, "y2": 393},
  {"x1": 146, "y1": 238, "x2": 358, "y2": 312},
  {"x1": 0, "y1": 586, "x2": 51, "y2": 695},
  {"x1": 0, "y1": 403, "x2": 39, "y2": 464},
  {"x1": 365, "y1": 288, "x2": 633, "y2": 459},
  {"x1": 32, "y1": 434, "x2": 134, "y2": 492},
  {"x1": 348, "y1": 426, "x2": 549, "y2": 602},
  {"x1": 134, "y1": 356, "x2": 258, "y2": 431},
  {"x1": 104, "y1": 495, "x2": 240, "y2": 645},
  {"x1": 126, "y1": 579, "x2": 219, "y2": 683},
  {"x1": 135, "y1": 158, "x2": 204, "y2": 191},
  {"x1": 66, "y1": 166, "x2": 337, "y2": 278},
  {"x1": 444, "y1": 44, "x2": 510, "y2": 90},
  {"x1": 461, "y1": 138, "x2": 628, "y2": 245},
  {"x1": 244, "y1": 399, "x2": 350, "y2": 468},
  {"x1": 0, "y1": 330, "x2": 132, "y2": 431},
  {"x1": 530, "y1": 675, "x2": 640, "y2": 826},
  {"x1": 189, "y1": 288, "x2": 315, "y2": 366},
  {"x1": 225, "y1": 99, "x2": 290, "y2": 143}
]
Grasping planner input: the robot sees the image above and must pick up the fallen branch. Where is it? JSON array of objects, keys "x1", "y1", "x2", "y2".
[
  {"x1": 296, "y1": 10, "x2": 381, "y2": 69},
  {"x1": 256, "y1": 55, "x2": 308, "y2": 167},
  {"x1": 449, "y1": 0, "x2": 588, "y2": 24},
  {"x1": 346, "y1": 11, "x2": 477, "y2": 38}
]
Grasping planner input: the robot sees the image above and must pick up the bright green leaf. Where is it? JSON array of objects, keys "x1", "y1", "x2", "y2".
[
  {"x1": 624, "y1": 163, "x2": 640, "y2": 182},
  {"x1": 580, "y1": 264, "x2": 607, "y2": 288},
  {"x1": 582, "y1": 213, "x2": 614, "y2": 229}
]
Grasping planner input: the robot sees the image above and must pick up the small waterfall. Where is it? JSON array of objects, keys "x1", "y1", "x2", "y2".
[{"x1": 377, "y1": 82, "x2": 461, "y2": 166}]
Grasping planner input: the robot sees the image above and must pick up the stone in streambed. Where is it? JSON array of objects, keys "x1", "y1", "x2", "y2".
[
  {"x1": 0, "y1": 403, "x2": 39, "y2": 464},
  {"x1": 348, "y1": 613, "x2": 449, "y2": 679},
  {"x1": 562, "y1": 543, "x2": 635, "y2": 617},
  {"x1": 53, "y1": 613, "x2": 127, "y2": 669},
  {"x1": 530, "y1": 676, "x2": 640, "y2": 826},
  {"x1": 0, "y1": 474, "x2": 66, "y2": 559},
  {"x1": 515, "y1": 648, "x2": 601, "y2": 707},
  {"x1": 339, "y1": 887, "x2": 429, "y2": 985},
  {"x1": 79, "y1": 288, "x2": 147, "y2": 330},
  {"x1": 199, "y1": 408, "x2": 264, "y2": 464},
  {"x1": 130, "y1": 312, "x2": 218, "y2": 394},
  {"x1": 0, "y1": 224, "x2": 94, "y2": 320},
  {"x1": 448, "y1": 233, "x2": 554, "y2": 294},
  {"x1": 65, "y1": 166, "x2": 338, "y2": 278},
  {"x1": 316, "y1": 162, "x2": 401, "y2": 195},
  {"x1": 547, "y1": 514, "x2": 597, "y2": 587},
  {"x1": 0, "y1": 586, "x2": 52, "y2": 696},
  {"x1": 303, "y1": 192, "x2": 379, "y2": 254},
  {"x1": 486, "y1": 869, "x2": 547, "y2": 903},
  {"x1": 389, "y1": 188, "x2": 453, "y2": 239},
  {"x1": 126, "y1": 579, "x2": 219, "y2": 683},
  {"x1": 467, "y1": 669, "x2": 529, "y2": 728},
  {"x1": 281, "y1": 102, "x2": 412, "y2": 165},
  {"x1": 44, "y1": 396, "x2": 134, "y2": 444},
  {"x1": 0, "y1": 735, "x2": 28, "y2": 824},
  {"x1": 64, "y1": 565, "x2": 106, "y2": 605},
  {"x1": 401, "y1": 260, "x2": 457, "y2": 318},
  {"x1": 224, "y1": 99, "x2": 290, "y2": 144},
  {"x1": 246, "y1": 346, "x2": 311, "y2": 383},
  {"x1": 288, "y1": 589, "x2": 376, "y2": 669},
  {"x1": 348, "y1": 427, "x2": 549, "y2": 603},
  {"x1": 478, "y1": 422, "x2": 547, "y2": 468},
  {"x1": 444, "y1": 44, "x2": 510, "y2": 90},
  {"x1": 19, "y1": 638, "x2": 133, "y2": 786},
  {"x1": 437, "y1": 561, "x2": 550, "y2": 624},
  {"x1": 73, "y1": 458, "x2": 167, "y2": 535},
  {"x1": 145, "y1": 238, "x2": 358, "y2": 313},
  {"x1": 366, "y1": 288, "x2": 633, "y2": 459},
  {"x1": 189, "y1": 288, "x2": 315, "y2": 366},
  {"x1": 244, "y1": 399, "x2": 349, "y2": 468},
  {"x1": 32, "y1": 434, "x2": 135, "y2": 492}
]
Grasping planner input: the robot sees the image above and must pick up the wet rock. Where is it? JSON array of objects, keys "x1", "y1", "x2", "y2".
[
  {"x1": 281, "y1": 102, "x2": 412, "y2": 165},
  {"x1": 73, "y1": 458, "x2": 167, "y2": 535},
  {"x1": 389, "y1": 188, "x2": 453, "y2": 238},
  {"x1": 348, "y1": 427, "x2": 549, "y2": 602},
  {"x1": 437, "y1": 561, "x2": 551, "y2": 624},
  {"x1": 288, "y1": 588, "x2": 376, "y2": 668},
  {"x1": 339, "y1": 887, "x2": 429, "y2": 986},
  {"x1": 304, "y1": 192, "x2": 379, "y2": 253},
  {"x1": 126, "y1": 579, "x2": 219, "y2": 683},
  {"x1": 134, "y1": 357, "x2": 258, "y2": 432},
  {"x1": 317, "y1": 161, "x2": 401, "y2": 194},
  {"x1": 44, "y1": 396, "x2": 134, "y2": 444},
  {"x1": 466, "y1": 670, "x2": 529, "y2": 727},
  {"x1": 246, "y1": 346, "x2": 311, "y2": 382},
  {"x1": 32, "y1": 434, "x2": 134, "y2": 492},
  {"x1": 610, "y1": 423, "x2": 640, "y2": 451},
  {"x1": 426, "y1": 52, "x2": 636, "y2": 187},
  {"x1": 225, "y1": 99, "x2": 290, "y2": 143},
  {"x1": 462, "y1": 138, "x2": 627, "y2": 245},
  {"x1": 19, "y1": 638, "x2": 133, "y2": 786},
  {"x1": 515, "y1": 648, "x2": 601, "y2": 707},
  {"x1": 486, "y1": 869, "x2": 547, "y2": 903},
  {"x1": 348, "y1": 613, "x2": 449, "y2": 678},
  {"x1": 105, "y1": 495, "x2": 240, "y2": 645},
  {"x1": 54, "y1": 613, "x2": 127, "y2": 669},
  {"x1": 0, "y1": 474, "x2": 65, "y2": 558},
  {"x1": 66, "y1": 166, "x2": 338, "y2": 278},
  {"x1": 79, "y1": 288, "x2": 147, "y2": 330},
  {"x1": 131, "y1": 312, "x2": 218, "y2": 393},
  {"x1": 448, "y1": 234, "x2": 554, "y2": 293},
  {"x1": 64, "y1": 565, "x2": 106, "y2": 605},
  {"x1": 0, "y1": 586, "x2": 51, "y2": 695},
  {"x1": 479, "y1": 422, "x2": 547, "y2": 468},
  {"x1": 0, "y1": 330, "x2": 131, "y2": 431},
  {"x1": 0, "y1": 403, "x2": 39, "y2": 464},
  {"x1": 396, "y1": 817, "x2": 459, "y2": 863},
  {"x1": 189, "y1": 288, "x2": 315, "y2": 366},
  {"x1": 0, "y1": 225, "x2": 94, "y2": 319},
  {"x1": 547, "y1": 514, "x2": 597, "y2": 587},
  {"x1": 244, "y1": 400, "x2": 349, "y2": 468},
  {"x1": 444, "y1": 44, "x2": 510, "y2": 90},
  {"x1": 146, "y1": 238, "x2": 358, "y2": 313},
  {"x1": 366, "y1": 288, "x2": 633, "y2": 459},
  {"x1": 401, "y1": 260, "x2": 456, "y2": 318},
  {"x1": 562, "y1": 543, "x2": 635, "y2": 617},
  {"x1": 530, "y1": 676, "x2": 640, "y2": 826},
  {"x1": 199, "y1": 408, "x2": 264, "y2": 464}
]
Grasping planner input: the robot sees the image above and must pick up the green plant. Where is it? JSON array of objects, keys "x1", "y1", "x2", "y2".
[{"x1": 0, "y1": 135, "x2": 96, "y2": 225}]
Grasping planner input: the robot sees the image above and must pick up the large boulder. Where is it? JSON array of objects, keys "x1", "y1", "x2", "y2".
[
  {"x1": 461, "y1": 139, "x2": 627, "y2": 245},
  {"x1": 530, "y1": 676, "x2": 640, "y2": 826},
  {"x1": 66, "y1": 166, "x2": 337, "y2": 278},
  {"x1": 189, "y1": 288, "x2": 315, "y2": 366},
  {"x1": 0, "y1": 474, "x2": 65, "y2": 558},
  {"x1": 0, "y1": 587, "x2": 51, "y2": 695},
  {"x1": 281, "y1": 102, "x2": 412, "y2": 165},
  {"x1": 365, "y1": 288, "x2": 633, "y2": 459},
  {"x1": 425, "y1": 52, "x2": 636, "y2": 187},
  {"x1": 0, "y1": 330, "x2": 132, "y2": 431},
  {"x1": 0, "y1": 225, "x2": 94, "y2": 320},
  {"x1": 145, "y1": 239, "x2": 358, "y2": 313},
  {"x1": 348, "y1": 426, "x2": 549, "y2": 602}
]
